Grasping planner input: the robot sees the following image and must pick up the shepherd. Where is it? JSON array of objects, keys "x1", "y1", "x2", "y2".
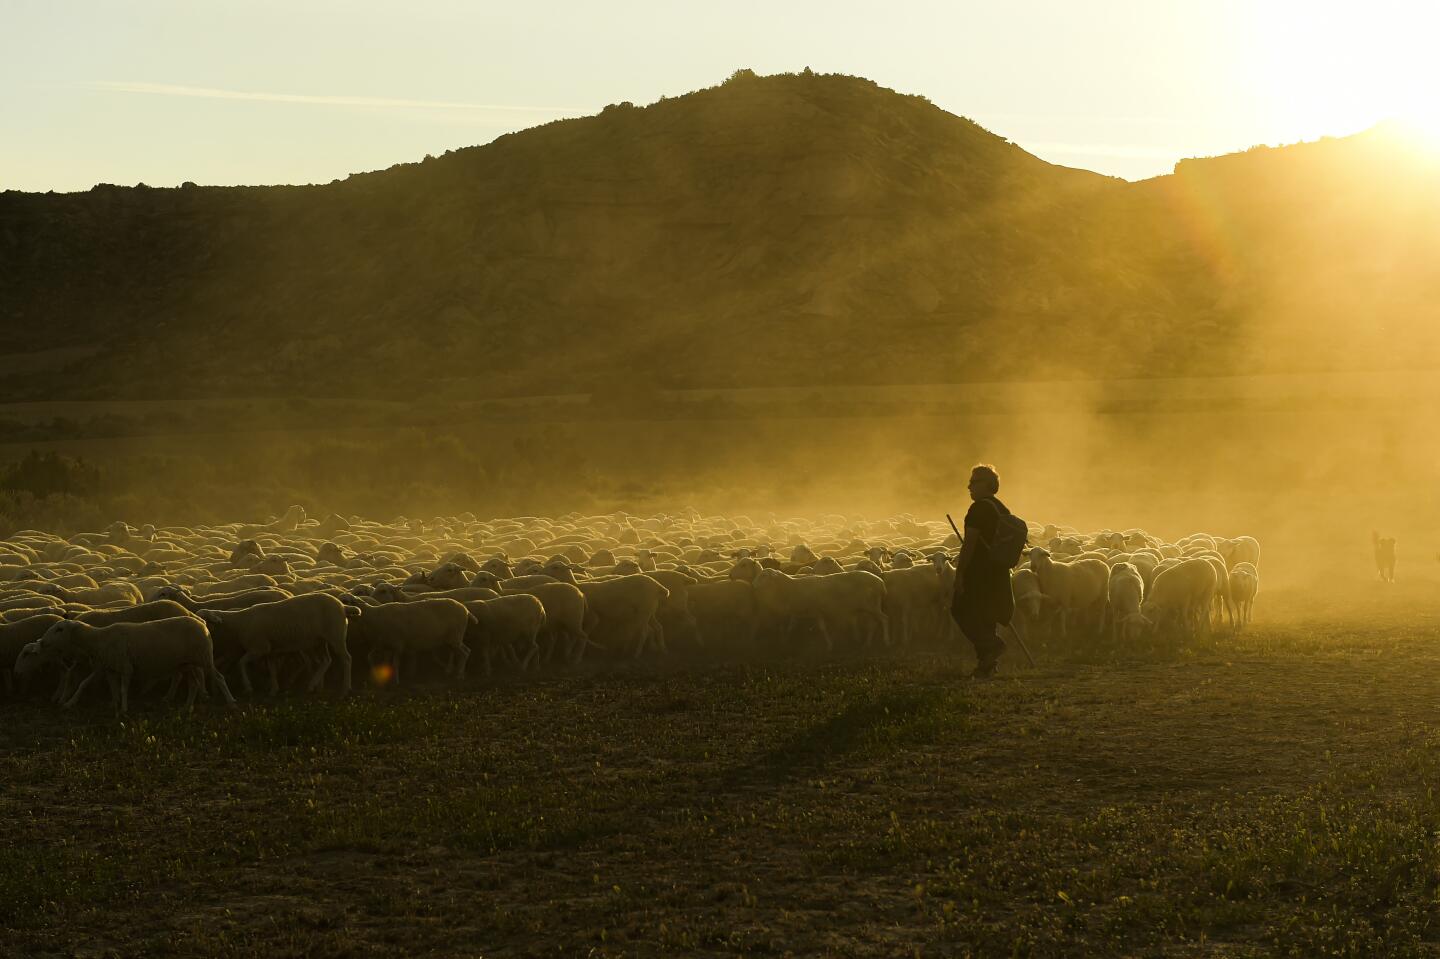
[{"x1": 950, "y1": 464, "x2": 1024, "y2": 678}]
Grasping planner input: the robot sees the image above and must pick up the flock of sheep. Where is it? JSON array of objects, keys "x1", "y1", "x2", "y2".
[{"x1": 0, "y1": 507, "x2": 1261, "y2": 714}]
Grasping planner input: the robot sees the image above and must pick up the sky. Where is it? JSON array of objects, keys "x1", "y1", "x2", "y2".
[{"x1": 3, "y1": 0, "x2": 1437, "y2": 192}]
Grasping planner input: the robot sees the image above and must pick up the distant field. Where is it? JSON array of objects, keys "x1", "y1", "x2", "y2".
[
  {"x1": 2, "y1": 367, "x2": 1439, "y2": 438},
  {"x1": 4, "y1": 579, "x2": 1439, "y2": 957}
]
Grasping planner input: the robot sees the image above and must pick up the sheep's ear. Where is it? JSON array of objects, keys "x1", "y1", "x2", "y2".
[{"x1": 199, "y1": 610, "x2": 222, "y2": 624}]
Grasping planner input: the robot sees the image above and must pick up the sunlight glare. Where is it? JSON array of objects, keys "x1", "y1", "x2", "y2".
[{"x1": 1254, "y1": 0, "x2": 1440, "y2": 149}]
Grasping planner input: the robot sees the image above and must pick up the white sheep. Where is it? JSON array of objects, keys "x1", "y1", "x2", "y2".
[
  {"x1": 37, "y1": 616, "x2": 235, "y2": 713},
  {"x1": 1228, "y1": 563, "x2": 1259, "y2": 626},
  {"x1": 465, "y1": 594, "x2": 547, "y2": 674},
  {"x1": 199, "y1": 593, "x2": 354, "y2": 695},
  {"x1": 751, "y1": 568, "x2": 888, "y2": 653},
  {"x1": 1026, "y1": 547, "x2": 1111, "y2": 640},
  {"x1": 565, "y1": 574, "x2": 670, "y2": 659},
  {"x1": 1142, "y1": 558, "x2": 1218, "y2": 640},
  {"x1": 423, "y1": 562, "x2": 471, "y2": 590},
  {"x1": 1105, "y1": 563, "x2": 1146, "y2": 643},
  {"x1": 347, "y1": 597, "x2": 473, "y2": 683},
  {"x1": 1218, "y1": 536, "x2": 1261, "y2": 571},
  {"x1": 881, "y1": 564, "x2": 945, "y2": 647},
  {"x1": 153, "y1": 585, "x2": 293, "y2": 611},
  {"x1": 32, "y1": 580, "x2": 143, "y2": 608},
  {"x1": 499, "y1": 580, "x2": 592, "y2": 664},
  {"x1": 193, "y1": 574, "x2": 279, "y2": 597}
]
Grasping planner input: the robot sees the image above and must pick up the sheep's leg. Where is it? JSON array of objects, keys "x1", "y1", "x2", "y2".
[
  {"x1": 334, "y1": 644, "x2": 352, "y2": 695},
  {"x1": 184, "y1": 667, "x2": 202, "y2": 709},
  {"x1": 267, "y1": 658, "x2": 281, "y2": 697},
  {"x1": 118, "y1": 667, "x2": 131, "y2": 716},
  {"x1": 63, "y1": 668, "x2": 103, "y2": 709},
  {"x1": 816, "y1": 617, "x2": 833, "y2": 655},
  {"x1": 237, "y1": 651, "x2": 257, "y2": 695},
  {"x1": 453, "y1": 643, "x2": 470, "y2": 680},
  {"x1": 306, "y1": 647, "x2": 332, "y2": 692},
  {"x1": 208, "y1": 667, "x2": 237, "y2": 705},
  {"x1": 521, "y1": 638, "x2": 539, "y2": 672},
  {"x1": 53, "y1": 666, "x2": 76, "y2": 705}
]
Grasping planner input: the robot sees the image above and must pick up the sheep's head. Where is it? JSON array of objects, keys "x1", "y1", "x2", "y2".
[
  {"x1": 234, "y1": 538, "x2": 263, "y2": 556},
  {"x1": 38, "y1": 619, "x2": 86, "y2": 650},
  {"x1": 480, "y1": 557, "x2": 513, "y2": 579},
  {"x1": 750, "y1": 568, "x2": 789, "y2": 603},
  {"x1": 542, "y1": 561, "x2": 577, "y2": 584},
  {"x1": 153, "y1": 584, "x2": 188, "y2": 603},
  {"x1": 253, "y1": 556, "x2": 290, "y2": 576},
  {"x1": 729, "y1": 557, "x2": 762, "y2": 583},
  {"x1": 317, "y1": 542, "x2": 348, "y2": 564},
  {"x1": 1119, "y1": 612, "x2": 1151, "y2": 643},
  {"x1": 442, "y1": 553, "x2": 479, "y2": 573},
  {"x1": 13, "y1": 641, "x2": 54, "y2": 678},
  {"x1": 1028, "y1": 546, "x2": 1053, "y2": 569},
  {"x1": 790, "y1": 545, "x2": 818, "y2": 566},
  {"x1": 469, "y1": 571, "x2": 501, "y2": 591},
  {"x1": 425, "y1": 562, "x2": 469, "y2": 590},
  {"x1": 811, "y1": 557, "x2": 843, "y2": 575},
  {"x1": 371, "y1": 582, "x2": 407, "y2": 603},
  {"x1": 615, "y1": 559, "x2": 643, "y2": 575}
]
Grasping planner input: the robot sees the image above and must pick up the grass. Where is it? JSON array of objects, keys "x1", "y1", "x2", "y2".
[{"x1": 3, "y1": 580, "x2": 1440, "y2": 956}]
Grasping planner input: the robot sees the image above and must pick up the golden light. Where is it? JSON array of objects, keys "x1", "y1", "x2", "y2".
[
  {"x1": 1252, "y1": 0, "x2": 1440, "y2": 149},
  {"x1": 370, "y1": 663, "x2": 395, "y2": 687}
]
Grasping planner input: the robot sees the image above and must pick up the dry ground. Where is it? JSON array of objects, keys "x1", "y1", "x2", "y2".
[{"x1": 4, "y1": 579, "x2": 1440, "y2": 957}]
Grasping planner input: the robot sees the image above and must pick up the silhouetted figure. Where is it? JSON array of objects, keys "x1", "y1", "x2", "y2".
[
  {"x1": 1373, "y1": 531, "x2": 1396, "y2": 582},
  {"x1": 951, "y1": 464, "x2": 1016, "y2": 678}
]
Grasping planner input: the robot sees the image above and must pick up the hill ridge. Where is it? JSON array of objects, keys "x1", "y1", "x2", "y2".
[{"x1": 1, "y1": 70, "x2": 1438, "y2": 400}]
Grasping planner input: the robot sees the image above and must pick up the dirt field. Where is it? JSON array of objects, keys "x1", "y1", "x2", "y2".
[{"x1": 4, "y1": 579, "x2": 1440, "y2": 957}]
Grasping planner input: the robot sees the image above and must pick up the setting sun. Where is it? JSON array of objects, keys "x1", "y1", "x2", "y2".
[{"x1": 1253, "y1": 0, "x2": 1440, "y2": 147}]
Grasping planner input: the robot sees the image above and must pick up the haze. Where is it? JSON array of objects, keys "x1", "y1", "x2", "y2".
[
  {"x1": 5, "y1": 0, "x2": 1438, "y2": 191},
  {"x1": 6, "y1": 4, "x2": 1440, "y2": 955}
]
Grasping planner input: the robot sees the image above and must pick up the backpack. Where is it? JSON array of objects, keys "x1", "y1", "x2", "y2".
[{"x1": 981, "y1": 499, "x2": 1029, "y2": 570}]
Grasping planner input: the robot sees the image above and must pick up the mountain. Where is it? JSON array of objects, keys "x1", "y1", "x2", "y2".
[{"x1": 2, "y1": 71, "x2": 1438, "y2": 401}]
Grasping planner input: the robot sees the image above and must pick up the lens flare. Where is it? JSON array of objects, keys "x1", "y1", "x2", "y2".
[{"x1": 370, "y1": 663, "x2": 395, "y2": 687}]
